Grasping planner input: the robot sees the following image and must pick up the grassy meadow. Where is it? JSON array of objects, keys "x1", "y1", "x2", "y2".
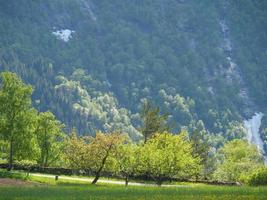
[
  {"x1": 1, "y1": 183, "x2": 267, "y2": 200},
  {"x1": 0, "y1": 170, "x2": 267, "y2": 200}
]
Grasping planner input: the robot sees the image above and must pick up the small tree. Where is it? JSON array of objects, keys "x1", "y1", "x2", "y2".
[
  {"x1": 114, "y1": 143, "x2": 137, "y2": 186},
  {"x1": 137, "y1": 131, "x2": 200, "y2": 186},
  {"x1": 88, "y1": 132, "x2": 126, "y2": 184},
  {"x1": 214, "y1": 139, "x2": 264, "y2": 182},
  {"x1": 35, "y1": 111, "x2": 65, "y2": 167},
  {"x1": 0, "y1": 72, "x2": 38, "y2": 170},
  {"x1": 190, "y1": 129, "x2": 210, "y2": 180},
  {"x1": 140, "y1": 101, "x2": 169, "y2": 143},
  {"x1": 65, "y1": 131, "x2": 127, "y2": 184},
  {"x1": 64, "y1": 129, "x2": 89, "y2": 169}
]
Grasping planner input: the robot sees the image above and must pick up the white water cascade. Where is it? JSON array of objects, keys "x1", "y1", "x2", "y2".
[
  {"x1": 218, "y1": 2, "x2": 255, "y2": 113},
  {"x1": 244, "y1": 113, "x2": 266, "y2": 163}
]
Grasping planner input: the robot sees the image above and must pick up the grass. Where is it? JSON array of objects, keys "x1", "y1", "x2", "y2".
[
  {"x1": 1, "y1": 184, "x2": 267, "y2": 200},
  {"x1": 0, "y1": 169, "x2": 267, "y2": 200}
]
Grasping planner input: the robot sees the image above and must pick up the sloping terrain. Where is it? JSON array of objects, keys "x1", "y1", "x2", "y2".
[{"x1": 0, "y1": 0, "x2": 266, "y2": 147}]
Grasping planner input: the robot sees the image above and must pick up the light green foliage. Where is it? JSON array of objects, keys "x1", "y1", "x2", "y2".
[
  {"x1": 64, "y1": 131, "x2": 127, "y2": 184},
  {"x1": 87, "y1": 132, "x2": 127, "y2": 184},
  {"x1": 114, "y1": 142, "x2": 137, "y2": 184},
  {"x1": 64, "y1": 130, "x2": 88, "y2": 169},
  {"x1": 0, "y1": 72, "x2": 38, "y2": 169},
  {"x1": 55, "y1": 73, "x2": 141, "y2": 140},
  {"x1": 35, "y1": 111, "x2": 65, "y2": 167},
  {"x1": 214, "y1": 139, "x2": 264, "y2": 182},
  {"x1": 158, "y1": 89, "x2": 195, "y2": 130},
  {"x1": 248, "y1": 167, "x2": 267, "y2": 186},
  {"x1": 137, "y1": 131, "x2": 200, "y2": 185}
]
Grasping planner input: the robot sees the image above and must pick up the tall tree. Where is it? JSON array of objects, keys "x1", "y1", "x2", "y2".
[
  {"x1": 140, "y1": 101, "x2": 169, "y2": 143},
  {"x1": 36, "y1": 111, "x2": 65, "y2": 167},
  {"x1": 0, "y1": 72, "x2": 37, "y2": 170},
  {"x1": 190, "y1": 129, "x2": 210, "y2": 179}
]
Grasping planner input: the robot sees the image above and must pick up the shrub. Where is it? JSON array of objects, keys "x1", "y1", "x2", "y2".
[{"x1": 248, "y1": 167, "x2": 267, "y2": 186}]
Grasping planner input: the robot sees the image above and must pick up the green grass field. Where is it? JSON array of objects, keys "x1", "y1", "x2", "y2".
[
  {"x1": 0, "y1": 170, "x2": 267, "y2": 200},
  {"x1": 1, "y1": 184, "x2": 267, "y2": 200}
]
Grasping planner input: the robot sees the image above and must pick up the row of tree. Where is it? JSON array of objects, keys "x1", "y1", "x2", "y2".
[
  {"x1": 0, "y1": 72, "x2": 265, "y2": 185},
  {"x1": 64, "y1": 130, "x2": 199, "y2": 185}
]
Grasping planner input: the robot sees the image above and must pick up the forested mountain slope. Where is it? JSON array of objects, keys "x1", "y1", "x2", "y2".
[{"x1": 0, "y1": 0, "x2": 266, "y2": 147}]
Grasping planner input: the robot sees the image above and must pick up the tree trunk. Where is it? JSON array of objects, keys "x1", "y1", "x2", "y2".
[
  {"x1": 92, "y1": 171, "x2": 100, "y2": 184},
  {"x1": 156, "y1": 177, "x2": 163, "y2": 187},
  {"x1": 144, "y1": 133, "x2": 147, "y2": 144},
  {"x1": 91, "y1": 148, "x2": 111, "y2": 185},
  {"x1": 7, "y1": 140, "x2": 14, "y2": 171},
  {"x1": 125, "y1": 175, "x2": 129, "y2": 187}
]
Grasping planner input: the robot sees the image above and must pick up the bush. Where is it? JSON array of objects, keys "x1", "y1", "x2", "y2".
[{"x1": 248, "y1": 167, "x2": 267, "y2": 186}]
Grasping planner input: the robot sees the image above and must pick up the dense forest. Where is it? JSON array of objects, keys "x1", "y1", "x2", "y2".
[
  {"x1": 0, "y1": 1, "x2": 266, "y2": 153},
  {"x1": 0, "y1": 72, "x2": 266, "y2": 185}
]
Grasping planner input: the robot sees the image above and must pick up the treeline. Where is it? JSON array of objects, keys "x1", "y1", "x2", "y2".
[{"x1": 0, "y1": 72, "x2": 265, "y2": 185}]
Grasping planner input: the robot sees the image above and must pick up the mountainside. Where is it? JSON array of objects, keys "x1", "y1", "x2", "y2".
[{"x1": 0, "y1": 0, "x2": 266, "y2": 147}]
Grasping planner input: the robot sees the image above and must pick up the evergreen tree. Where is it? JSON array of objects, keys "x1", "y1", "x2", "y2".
[{"x1": 140, "y1": 101, "x2": 169, "y2": 143}]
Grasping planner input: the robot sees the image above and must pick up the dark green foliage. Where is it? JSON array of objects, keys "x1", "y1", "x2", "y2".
[
  {"x1": 0, "y1": 1, "x2": 266, "y2": 142},
  {"x1": 140, "y1": 101, "x2": 169, "y2": 142},
  {"x1": 0, "y1": 0, "x2": 266, "y2": 187}
]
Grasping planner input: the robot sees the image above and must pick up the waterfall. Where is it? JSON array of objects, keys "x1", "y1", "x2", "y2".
[
  {"x1": 219, "y1": 0, "x2": 255, "y2": 115},
  {"x1": 220, "y1": 1, "x2": 266, "y2": 163},
  {"x1": 244, "y1": 113, "x2": 266, "y2": 163}
]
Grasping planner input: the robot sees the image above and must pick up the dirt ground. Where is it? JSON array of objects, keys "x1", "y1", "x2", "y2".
[{"x1": 0, "y1": 178, "x2": 36, "y2": 186}]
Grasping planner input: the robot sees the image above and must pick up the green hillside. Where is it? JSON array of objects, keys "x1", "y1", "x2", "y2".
[{"x1": 0, "y1": 0, "x2": 266, "y2": 146}]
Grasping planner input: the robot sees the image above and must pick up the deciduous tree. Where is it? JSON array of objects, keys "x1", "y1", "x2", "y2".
[
  {"x1": 0, "y1": 72, "x2": 38, "y2": 170},
  {"x1": 114, "y1": 142, "x2": 137, "y2": 186},
  {"x1": 137, "y1": 131, "x2": 200, "y2": 185},
  {"x1": 35, "y1": 111, "x2": 65, "y2": 167},
  {"x1": 214, "y1": 139, "x2": 264, "y2": 182}
]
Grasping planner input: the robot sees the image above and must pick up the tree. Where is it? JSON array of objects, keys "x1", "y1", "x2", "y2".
[
  {"x1": 190, "y1": 129, "x2": 210, "y2": 180},
  {"x1": 64, "y1": 129, "x2": 90, "y2": 169},
  {"x1": 0, "y1": 72, "x2": 38, "y2": 170},
  {"x1": 88, "y1": 132, "x2": 126, "y2": 184},
  {"x1": 140, "y1": 100, "x2": 169, "y2": 143},
  {"x1": 64, "y1": 129, "x2": 89, "y2": 169},
  {"x1": 214, "y1": 139, "x2": 264, "y2": 182},
  {"x1": 137, "y1": 131, "x2": 200, "y2": 186},
  {"x1": 114, "y1": 142, "x2": 137, "y2": 186},
  {"x1": 35, "y1": 111, "x2": 65, "y2": 167},
  {"x1": 64, "y1": 131, "x2": 126, "y2": 184}
]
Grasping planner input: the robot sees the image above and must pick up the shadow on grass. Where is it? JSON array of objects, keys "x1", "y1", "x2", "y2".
[
  {"x1": 56, "y1": 182, "x2": 112, "y2": 189},
  {"x1": 0, "y1": 169, "x2": 28, "y2": 180}
]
